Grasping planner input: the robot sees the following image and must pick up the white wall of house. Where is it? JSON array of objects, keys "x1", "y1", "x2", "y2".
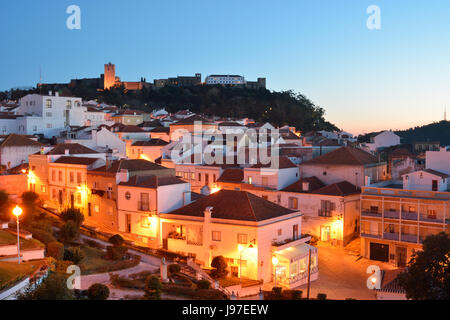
[
  {"x1": 402, "y1": 170, "x2": 448, "y2": 191},
  {"x1": 367, "y1": 131, "x2": 401, "y2": 151},
  {"x1": 0, "y1": 145, "x2": 43, "y2": 168},
  {"x1": 244, "y1": 167, "x2": 299, "y2": 190},
  {"x1": 0, "y1": 118, "x2": 19, "y2": 134},
  {"x1": 426, "y1": 147, "x2": 450, "y2": 175}
]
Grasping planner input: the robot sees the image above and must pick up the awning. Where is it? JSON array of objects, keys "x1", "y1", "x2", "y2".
[{"x1": 274, "y1": 243, "x2": 317, "y2": 262}]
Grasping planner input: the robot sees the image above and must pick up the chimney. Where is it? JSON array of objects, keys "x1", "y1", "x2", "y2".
[
  {"x1": 55, "y1": 92, "x2": 59, "y2": 97},
  {"x1": 49, "y1": 91, "x2": 52, "y2": 96},
  {"x1": 204, "y1": 206, "x2": 213, "y2": 223},
  {"x1": 302, "y1": 181, "x2": 309, "y2": 191},
  {"x1": 117, "y1": 169, "x2": 129, "y2": 183},
  {"x1": 64, "y1": 149, "x2": 70, "y2": 155}
]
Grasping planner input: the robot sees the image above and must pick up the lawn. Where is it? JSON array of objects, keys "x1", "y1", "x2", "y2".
[
  {"x1": 0, "y1": 230, "x2": 44, "y2": 250},
  {"x1": 78, "y1": 246, "x2": 140, "y2": 275},
  {"x1": 0, "y1": 260, "x2": 43, "y2": 290}
]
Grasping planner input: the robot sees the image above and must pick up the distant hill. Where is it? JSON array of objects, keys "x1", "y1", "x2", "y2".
[
  {"x1": 395, "y1": 121, "x2": 450, "y2": 146},
  {"x1": 2, "y1": 85, "x2": 339, "y2": 133},
  {"x1": 358, "y1": 121, "x2": 450, "y2": 146}
]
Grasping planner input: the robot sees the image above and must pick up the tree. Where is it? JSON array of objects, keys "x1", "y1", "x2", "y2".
[
  {"x1": 109, "y1": 234, "x2": 125, "y2": 247},
  {"x1": 60, "y1": 207, "x2": 85, "y2": 226},
  {"x1": 0, "y1": 190, "x2": 9, "y2": 221},
  {"x1": 87, "y1": 283, "x2": 110, "y2": 300},
  {"x1": 47, "y1": 241, "x2": 64, "y2": 260},
  {"x1": 168, "y1": 264, "x2": 181, "y2": 274},
  {"x1": 398, "y1": 232, "x2": 450, "y2": 300},
  {"x1": 59, "y1": 220, "x2": 79, "y2": 241},
  {"x1": 210, "y1": 256, "x2": 228, "y2": 279},
  {"x1": 197, "y1": 280, "x2": 211, "y2": 290},
  {"x1": 21, "y1": 191, "x2": 40, "y2": 225},
  {"x1": 64, "y1": 247, "x2": 85, "y2": 264},
  {"x1": 17, "y1": 272, "x2": 74, "y2": 300},
  {"x1": 144, "y1": 276, "x2": 162, "y2": 300}
]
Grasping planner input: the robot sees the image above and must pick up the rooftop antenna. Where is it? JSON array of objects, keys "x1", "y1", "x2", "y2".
[
  {"x1": 39, "y1": 66, "x2": 43, "y2": 94},
  {"x1": 445, "y1": 107, "x2": 447, "y2": 121}
]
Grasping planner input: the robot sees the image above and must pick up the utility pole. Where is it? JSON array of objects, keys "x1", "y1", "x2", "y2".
[{"x1": 306, "y1": 248, "x2": 311, "y2": 299}]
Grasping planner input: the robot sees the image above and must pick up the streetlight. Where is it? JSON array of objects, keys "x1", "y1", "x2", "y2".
[
  {"x1": 272, "y1": 256, "x2": 279, "y2": 286},
  {"x1": 12, "y1": 205, "x2": 23, "y2": 264}
]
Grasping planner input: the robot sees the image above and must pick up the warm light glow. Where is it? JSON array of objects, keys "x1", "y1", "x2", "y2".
[
  {"x1": 210, "y1": 186, "x2": 221, "y2": 194},
  {"x1": 12, "y1": 205, "x2": 23, "y2": 217},
  {"x1": 30, "y1": 178, "x2": 36, "y2": 184},
  {"x1": 371, "y1": 276, "x2": 377, "y2": 284},
  {"x1": 21, "y1": 169, "x2": 27, "y2": 174},
  {"x1": 272, "y1": 256, "x2": 279, "y2": 266},
  {"x1": 140, "y1": 154, "x2": 151, "y2": 161},
  {"x1": 238, "y1": 244, "x2": 244, "y2": 252}
]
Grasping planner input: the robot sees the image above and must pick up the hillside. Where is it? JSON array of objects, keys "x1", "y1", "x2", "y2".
[
  {"x1": 3, "y1": 85, "x2": 339, "y2": 132},
  {"x1": 358, "y1": 121, "x2": 450, "y2": 146}
]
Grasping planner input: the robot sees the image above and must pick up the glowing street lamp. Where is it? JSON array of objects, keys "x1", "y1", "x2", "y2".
[
  {"x1": 12, "y1": 205, "x2": 23, "y2": 264},
  {"x1": 272, "y1": 256, "x2": 279, "y2": 286}
]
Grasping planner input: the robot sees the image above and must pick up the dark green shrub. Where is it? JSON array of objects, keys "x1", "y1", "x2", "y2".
[
  {"x1": 26, "y1": 227, "x2": 56, "y2": 245},
  {"x1": 271, "y1": 287, "x2": 283, "y2": 300},
  {"x1": 197, "y1": 280, "x2": 211, "y2": 290},
  {"x1": 106, "y1": 245, "x2": 128, "y2": 260},
  {"x1": 168, "y1": 263, "x2": 181, "y2": 274},
  {"x1": 47, "y1": 241, "x2": 64, "y2": 260},
  {"x1": 60, "y1": 207, "x2": 85, "y2": 226},
  {"x1": 64, "y1": 247, "x2": 85, "y2": 264},
  {"x1": 17, "y1": 272, "x2": 74, "y2": 300},
  {"x1": 210, "y1": 256, "x2": 228, "y2": 279},
  {"x1": 87, "y1": 283, "x2": 110, "y2": 300},
  {"x1": 108, "y1": 234, "x2": 124, "y2": 247},
  {"x1": 83, "y1": 238, "x2": 105, "y2": 249},
  {"x1": 317, "y1": 293, "x2": 327, "y2": 300},
  {"x1": 144, "y1": 276, "x2": 162, "y2": 300},
  {"x1": 60, "y1": 221, "x2": 79, "y2": 241}
]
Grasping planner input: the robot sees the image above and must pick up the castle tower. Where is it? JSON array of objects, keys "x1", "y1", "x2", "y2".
[{"x1": 104, "y1": 62, "x2": 116, "y2": 90}]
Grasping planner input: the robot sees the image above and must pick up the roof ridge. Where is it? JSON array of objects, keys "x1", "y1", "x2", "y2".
[{"x1": 244, "y1": 192, "x2": 258, "y2": 221}]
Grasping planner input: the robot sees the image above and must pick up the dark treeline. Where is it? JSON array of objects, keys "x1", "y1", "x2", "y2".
[{"x1": 2, "y1": 84, "x2": 339, "y2": 132}]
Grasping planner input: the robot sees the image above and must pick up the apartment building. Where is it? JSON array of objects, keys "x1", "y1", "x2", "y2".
[{"x1": 360, "y1": 147, "x2": 450, "y2": 267}]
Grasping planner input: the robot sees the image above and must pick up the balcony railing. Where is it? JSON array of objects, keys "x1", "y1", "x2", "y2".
[
  {"x1": 400, "y1": 234, "x2": 418, "y2": 243},
  {"x1": 186, "y1": 240, "x2": 203, "y2": 246},
  {"x1": 383, "y1": 232, "x2": 399, "y2": 241},
  {"x1": 401, "y1": 212, "x2": 418, "y2": 221},
  {"x1": 318, "y1": 209, "x2": 332, "y2": 217},
  {"x1": 361, "y1": 210, "x2": 381, "y2": 218},
  {"x1": 362, "y1": 186, "x2": 450, "y2": 200},
  {"x1": 384, "y1": 211, "x2": 400, "y2": 219},
  {"x1": 361, "y1": 232, "x2": 382, "y2": 239}
]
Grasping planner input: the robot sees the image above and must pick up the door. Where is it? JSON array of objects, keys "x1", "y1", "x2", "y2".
[
  {"x1": 70, "y1": 193, "x2": 75, "y2": 208},
  {"x1": 140, "y1": 193, "x2": 149, "y2": 211},
  {"x1": 204, "y1": 173, "x2": 209, "y2": 186},
  {"x1": 58, "y1": 190, "x2": 63, "y2": 205},
  {"x1": 370, "y1": 242, "x2": 389, "y2": 262},
  {"x1": 321, "y1": 226, "x2": 331, "y2": 242},
  {"x1": 432, "y1": 180, "x2": 438, "y2": 191},
  {"x1": 396, "y1": 246, "x2": 407, "y2": 267},
  {"x1": 293, "y1": 224, "x2": 299, "y2": 240},
  {"x1": 125, "y1": 214, "x2": 131, "y2": 233},
  {"x1": 88, "y1": 203, "x2": 92, "y2": 217}
]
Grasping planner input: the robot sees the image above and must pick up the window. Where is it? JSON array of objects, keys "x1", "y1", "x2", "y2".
[
  {"x1": 77, "y1": 194, "x2": 82, "y2": 204},
  {"x1": 278, "y1": 229, "x2": 282, "y2": 236},
  {"x1": 427, "y1": 209, "x2": 437, "y2": 219},
  {"x1": 46, "y1": 99, "x2": 52, "y2": 108},
  {"x1": 46, "y1": 112, "x2": 52, "y2": 117},
  {"x1": 46, "y1": 124, "x2": 52, "y2": 128},
  {"x1": 212, "y1": 231, "x2": 221, "y2": 241},
  {"x1": 237, "y1": 233, "x2": 248, "y2": 244},
  {"x1": 370, "y1": 206, "x2": 379, "y2": 214},
  {"x1": 66, "y1": 100, "x2": 72, "y2": 109},
  {"x1": 141, "y1": 215, "x2": 150, "y2": 228},
  {"x1": 77, "y1": 172, "x2": 82, "y2": 184},
  {"x1": 125, "y1": 192, "x2": 131, "y2": 200},
  {"x1": 107, "y1": 184, "x2": 113, "y2": 199},
  {"x1": 41, "y1": 185, "x2": 46, "y2": 193},
  {"x1": 262, "y1": 176, "x2": 268, "y2": 186},
  {"x1": 33, "y1": 125, "x2": 37, "y2": 132},
  {"x1": 198, "y1": 173, "x2": 202, "y2": 182},
  {"x1": 58, "y1": 170, "x2": 62, "y2": 182},
  {"x1": 52, "y1": 170, "x2": 56, "y2": 181},
  {"x1": 248, "y1": 177, "x2": 252, "y2": 184},
  {"x1": 69, "y1": 172, "x2": 74, "y2": 183},
  {"x1": 191, "y1": 173, "x2": 196, "y2": 180},
  {"x1": 288, "y1": 197, "x2": 298, "y2": 209},
  {"x1": 320, "y1": 200, "x2": 335, "y2": 217}
]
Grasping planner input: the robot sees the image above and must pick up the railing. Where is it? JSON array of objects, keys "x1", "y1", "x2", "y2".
[
  {"x1": 400, "y1": 234, "x2": 418, "y2": 243},
  {"x1": 186, "y1": 240, "x2": 203, "y2": 246},
  {"x1": 361, "y1": 210, "x2": 381, "y2": 218},
  {"x1": 384, "y1": 211, "x2": 400, "y2": 219},
  {"x1": 401, "y1": 212, "x2": 418, "y2": 221},
  {"x1": 362, "y1": 186, "x2": 450, "y2": 200},
  {"x1": 361, "y1": 232, "x2": 382, "y2": 239},
  {"x1": 383, "y1": 232, "x2": 399, "y2": 241},
  {"x1": 318, "y1": 209, "x2": 332, "y2": 217}
]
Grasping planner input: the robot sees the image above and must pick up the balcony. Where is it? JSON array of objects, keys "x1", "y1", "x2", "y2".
[
  {"x1": 384, "y1": 211, "x2": 400, "y2": 219},
  {"x1": 361, "y1": 210, "x2": 382, "y2": 218},
  {"x1": 419, "y1": 215, "x2": 449, "y2": 224},
  {"x1": 400, "y1": 234, "x2": 418, "y2": 244},
  {"x1": 383, "y1": 232, "x2": 399, "y2": 241},
  {"x1": 272, "y1": 235, "x2": 312, "y2": 250},
  {"x1": 401, "y1": 212, "x2": 418, "y2": 221},
  {"x1": 318, "y1": 209, "x2": 332, "y2": 217},
  {"x1": 361, "y1": 232, "x2": 382, "y2": 239}
]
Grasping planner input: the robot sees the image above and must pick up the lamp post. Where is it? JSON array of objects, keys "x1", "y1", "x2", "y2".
[
  {"x1": 272, "y1": 256, "x2": 279, "y2": 286},
  {"x1": 238, "y1": 244, "x2": 244, "y2": 284},
  {"x1": 12, "y1": 205, "x2": 23, "y2": 264}
]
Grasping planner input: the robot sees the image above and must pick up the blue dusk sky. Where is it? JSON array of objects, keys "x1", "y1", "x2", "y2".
[{"x1": 1, "y1": 0, "x2": 450, "y2": 134}]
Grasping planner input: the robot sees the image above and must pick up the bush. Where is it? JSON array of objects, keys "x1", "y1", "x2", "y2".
[
  {"x1": 26, "y1": 227, "x2": 56, "y2": 245},
  {"x1": 59, "y1": 221, "x2": 79, "y2": 241},
  {"x1": 17, "y1": 272, "x2": 74, "y2": 300},
  {"x1": 110, "y1": 273, "x2": 145, "y2": 290},
  {"x1": 109, "y1": 234, "x2": 124, "y2": 247},
  {"x1": 106, "y1": 245, "x2": 128, "y2": 260},
  {"x1": 64, "y1": 247, "x2": 85, "y2": 264},
  {"x1": 87, "y1": 283, "x2": 110, "y2": 300},
  {"x1": 317, "y1": 293, "x2": 327, "y2": 300},
  {"x1": 47, "y1": 241, "x2": 64, "y2": 260},
  {"x1": 271, "y1": 287, "x2": 283, "y2": 300},
  {"x1": 144, "y1": 276, "x2": 162, "y2": 300},
  {"x1": 197, "y1": 280, "x2": 211, "y2": 290},
  {"x1": 60, "y1": 208, "x2": 85, "y2": 226},
  {"x1": 210, "y1": 256, "x2": 228, "y2": 279},
  {"x1": 54, "y1": 260, "x2": 73, "y2": 273},
  {"x1": 81, "y1": 255, "x2": 141, "y2": 274},
  {"x1": 168, "y1": 264, "x2": 181, "y2": 274}
]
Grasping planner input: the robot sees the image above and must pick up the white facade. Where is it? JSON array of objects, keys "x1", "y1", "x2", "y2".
[
  {"x1": 366, "y1": 131, "x2": 401, "y2": 152},
  {"x1": 426, "y1": 147, "x2": 450, "y2": 175},
  {"x1": 205, "y1": 75, "x2": 245, "y2": 85},
  {"x1": 244, "y1": 167, "x2": 299, "y2": 190}
]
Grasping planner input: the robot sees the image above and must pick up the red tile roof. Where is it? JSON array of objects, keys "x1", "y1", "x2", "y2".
[
  {"x1": 0, "y1": 134, "x2": 43, "y2": 148},
  {"x1": 376, "y1": 269, "x2": 406, "y2": 294},
  {"x1": 282, "y1": 176, "x2": 326, "y2": 193},
  {"x1": 312, "y1": 181, "x2": 360, "y2": 196},
  {"x1": 217, "y1": 168, "x2": 244, "y2": 183},
  {"x1": 53, "y1": 156, "x2": 100, "y2": 165},
  {"x1": 46, "y1": 143, "x2": 99, "y2": 155},
  {"x1": 119, "y1": 175, "x2": 186, "y2": 188},
  {"x1": 167, "y1": 190, "x2": 297, "y2": 222},
  {"x1": 423, "y1": 169, "x2": 449, "y2": 179},
  {"x1": 301, "y1": 147, "x2": 378, "y2": 166}
]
